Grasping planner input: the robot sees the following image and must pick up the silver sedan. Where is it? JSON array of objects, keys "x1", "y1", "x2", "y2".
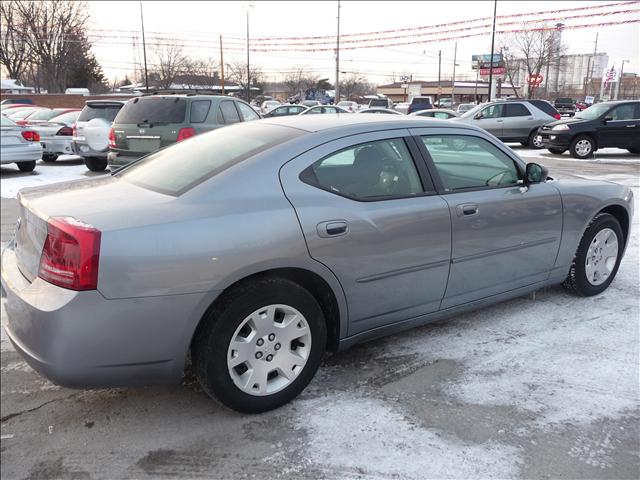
[
  {"x1": 2, "y1": 115, "x2": 633, "y2": 413},
  {"x1": 0, "y1": 115, "x2": 42, "y2": 172}
]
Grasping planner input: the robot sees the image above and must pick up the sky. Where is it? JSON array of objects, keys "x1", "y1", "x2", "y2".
[{"x1": 87, "y1": 1, "x2": 640, "y2": 86}]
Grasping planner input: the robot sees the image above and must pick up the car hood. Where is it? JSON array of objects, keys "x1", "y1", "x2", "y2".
[{"x1": 543, "y1": 117, "x2": 588, "y2": 128}]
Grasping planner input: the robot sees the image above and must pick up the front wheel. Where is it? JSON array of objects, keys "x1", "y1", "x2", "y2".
[
  {"x1": 84, "y1": 156, "x2": 107, "y2": 172},
  {"x1": 569, "y1": 135, "x2": 595, "y2": 159},
  {"x1": 563, "y1": 213, "x2": 624, "y2": 296},
  {"x1": 192, "y1": 277, "x2": 326, "y2": 413},
  {"x1": 548, "y1": 147, "x2": 566, "y2": 155},
  {"x1": 17, "y1": 161, "x2": 36, "y2": 172},
  {"x1": 528, "y1": 130, "x2": 544, "y2": 149}
]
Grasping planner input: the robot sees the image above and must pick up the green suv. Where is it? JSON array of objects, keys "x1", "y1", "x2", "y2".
[{"x1": 107, "y1": 94, "x2": 261, "y2": 169}]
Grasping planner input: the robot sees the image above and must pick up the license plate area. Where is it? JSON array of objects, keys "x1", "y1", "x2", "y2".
[{"x1": 127, "y1": 137, "x2": 161, "y2": 153}]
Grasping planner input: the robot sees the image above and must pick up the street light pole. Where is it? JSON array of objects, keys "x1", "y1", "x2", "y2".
[
  {"x1": 139, "y1": 1, "x2": 149, "y2": 93},
  {"x1": 614, "y1": 59, "x2": 628, "y2": 100},
  {"x1": 451, "y1": 42, "x2": 457, "y2": 106},
  {"x1": 487, "y1": 0, "x2": 497, "y2": 101},
  {"x1": 246, "y1": 6, "x2": 251, "y2": 102},
  {"x1": 335, "y1": 0, "x2": 340, "y2": 104},
  {"x1": 437, "y1": 50, "x2": 441, "y2": 104}
]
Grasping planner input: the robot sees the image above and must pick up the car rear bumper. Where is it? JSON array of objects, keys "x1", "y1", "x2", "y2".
[
  {"x1": 0, "y1": 143, "x2": 42, "y2": 163},
  {"x1": 1, "y1": 242, "x2": 212, "y2": 388},
  {"x1": 41, "y1": 136, "x2": 73, "y2": 156},
  {"x1": 71, "y1": 139, "x2": 107, "y2": 158},
  {"x1": 107, "y1": 151, "x2": 141, "y2": 170}
]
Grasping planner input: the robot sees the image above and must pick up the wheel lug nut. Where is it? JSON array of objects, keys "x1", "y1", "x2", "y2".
[
  {"x1": 255, "y1": 351, "x2": 263, "y2": 359},
  {"x1": 268, "y1": 333, "x2": 275, "y2": 341},
  {"x1": 266, "y1": 354, "x2": 273, "y2": 362},
  {"x1": 274, "y1": 343, "x2": 281, "y2": 351},
  {"x1": 256, "y1": 339, "x2": 264, "y2": 346}
]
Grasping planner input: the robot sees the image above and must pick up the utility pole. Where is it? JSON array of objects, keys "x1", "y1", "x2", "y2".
[
  {"x1": 586, "y1": 32, "x2": 599, "y2": 97},
  {"x1": 335, "y1": 0, "x2": 341, "y2": 104},
  {"x1": 615, "y1": 59, "x2": 628, "y2": 100},
  {"x1": 451, "y1": 42, "x2": 457, "y2": 106},
  {"x1": 437, "y1": 50, "x2": 441, "y2": 104},
  {"x1": 246, "y1": 6, "x2": 251, "y2": 102},
  {"x1": 554, "y1": 23, "x2": 564, "y2": 96},
  {"x1": 139, "y1": 1, "x2": 149, "y2": 93},
  {"x1": 220, "y1": 35, "x2": 225, "y2": 96},
  {"x1": 487, "y1": 0, "x2": 497, "y2": 101},
  {"x1": 474, "y1": 59, "x2": 480, "y2": 102}
]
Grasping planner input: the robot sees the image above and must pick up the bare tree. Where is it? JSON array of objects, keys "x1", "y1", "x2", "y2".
[
  {"x1": 150, "y1": 40, "x2": 189, "y2": 89},
  {"x1": 175, "y1": 57, "x2": 219, "y2": 89},
  {"x1": 13, "y1": 0, "x2": 90, "y2": 92},
  {"x1": 282, "y1": 66, "x2": 318, "y2": 98},
  {"x1": 227, "y1": 60, "x2": 263, "y2": 99},
  {"x1": 0, "y1": 0, "x2": 32, "y2": 80},
  {"x1": 339, "y1": 74, "x2": 374, "y2": 100}
]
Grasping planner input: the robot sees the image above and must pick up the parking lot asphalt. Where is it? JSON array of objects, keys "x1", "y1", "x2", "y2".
[{"x1": 1, "y1": 149, "x2": 639, "y2": 479}]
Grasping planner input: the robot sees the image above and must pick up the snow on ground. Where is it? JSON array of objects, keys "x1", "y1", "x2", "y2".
[
  {"x1": 0, "y1": 156, "x2": 108, "y2": 199},
  {"x1": 509, "y1": 145, "x2": 640, "y2": 164}
]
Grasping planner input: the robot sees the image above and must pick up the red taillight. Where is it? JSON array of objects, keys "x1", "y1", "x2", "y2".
[
  {"x1": 38, "y1": 217, "x2": 101, "y2": 291},
  {"x1": 21, "y1": 130, "x2": 40, "y2": 142},
  {"x1": 108, "y1": 127, "x2": 116, "y2": 148},
  {"x1": 553, "y1": 113, "x2": 561, "y2": 120},
  {"x1": 72, "y1": 123, "x2": 77, "y2": 138},
  {"x1": 176, "y1": 127, "x2": 196, "y2": 142},
  {"x1": 56, "y1": 126, "x2": 73, "y2": 136}
]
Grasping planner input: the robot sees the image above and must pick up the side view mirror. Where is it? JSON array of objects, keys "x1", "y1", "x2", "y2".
[
  {"x1": 525, "y1": 162, "x2": 548, "y2": 184},
  {"x1": 474, "y1": 112, "x2": 483, "y2": 120},
  {"x1": 603, "y1": 116, "x2": 613, "y2": 123}
]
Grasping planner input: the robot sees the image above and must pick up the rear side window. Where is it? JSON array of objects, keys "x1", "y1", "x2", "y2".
[
  {"x1": 118, "y1": 124, "x2": 303, "y2": 195},
  {"x1": 219, "y1": 101, "x2": 241, "y2": 124},
  {"x1": 190, "y1": 100, "x2": 211, "y2": 123},
  {"x1": 504, "y1": 103, "x2": 530, "y2": 117},
  {"x1": 115, "y1": 97, "x2": 186, "y2": 124},
  {"x1": 77, "y1": 104, "x2": 123, "y2": 122}
]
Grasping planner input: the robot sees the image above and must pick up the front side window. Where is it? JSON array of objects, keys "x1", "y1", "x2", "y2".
[
  {"x1": 219, "y1": 101, "x2": 241, "y2": 124},
  {"x1": 480, "y1": 104, "x2": 503, "y2": 118},
  {"x1": 609, "y1": 104, "x2": 636, "y2": 120},
  {"x1": 421, "y1": 135, "x2": 520, "y2": 191},
  {"x1": 300, "y1": 138, "x2": 424, "y2": 200},
  {"x1": 504, "y1": 103, "x2": 531, "y2": 117},
  {"x1": 236, "y1": 101, "x2": 260, "y2": 121}
]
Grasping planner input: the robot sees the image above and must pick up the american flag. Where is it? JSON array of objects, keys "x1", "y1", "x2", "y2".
[{"x1": 603, "y1": 66, "x2": 616, "y2": 88}]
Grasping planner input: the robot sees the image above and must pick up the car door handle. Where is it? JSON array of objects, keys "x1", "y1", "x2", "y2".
[
  {"x1": 317, "y1": 220, "x2": 348, "y2": 238},
  {"x1": 496, "y1": 119, "x2": 503, "y2": 123},
  {"x1": 456, "y1": 204, "x2": 478, "y2": 217},
  {"x1": 626, "y1": 124, "x2": 636, "y2": 128}
]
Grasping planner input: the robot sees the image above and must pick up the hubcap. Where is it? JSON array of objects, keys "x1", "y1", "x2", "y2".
[
  {"x1": 227, "y1": 304, "x2": 312, "y2": 396},
  {"x1": 533, "y1": 135, "x2": 543, "y2": 148},
  {"x1": 576, "y1": 139, "x2": 592, "y2": 157},
  {"x1": 585, "y1": 228, "x2": 618, "y2": 286}
]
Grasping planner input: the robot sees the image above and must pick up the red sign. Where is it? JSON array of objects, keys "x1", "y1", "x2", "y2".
[
  {"x1": 480, "y1": 67, "x2": 506, "y2": 76},
  {"x1": 526, "y1": 74, "x2": 544, "y2": 86}
]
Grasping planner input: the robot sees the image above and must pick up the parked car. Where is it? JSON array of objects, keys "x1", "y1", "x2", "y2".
[
  {"x1": 301, "y1": 100, "x2": 322, "y2": 108},
  {"x1": 73, "y1": 100, "x2": 126, "y2": 172},
  {"x1": 299, "y1": 105, "x2": 349, "y2": 115},
  {"x1": 407, "y1": 96, "x2": 434, "y2": 114},
  {"x1": 539, "y1": 100, "x2": 640, "y2": 158},
  {"x1": 368, "y1": 97, "x2": 393, "y2": 109},
  {"x1": 554, "y1": 97, "x2": 576, "y2": 117},
  {"x1": 108, "y1": 94, "x2": 260, "y2": 170},
  {"x1": 357, "y1": 108, "x2": 403, "y2": 115},
  {"x1": 1, "y1": 115, "x2": 633, "y2": 414},
  {"x1": 1, "y1": 103, "x2": 33, "y2": 111},
  {"x1": 436, "y1": 97, "x2": 453, "y2": 109},
  {"x1": 409, "y1": 109, "x2": 459, "y2": 119},
  {"x1": 260, "y1": 100, "x2": 281, "y2": 114},
  {"x1": 31, "y1": 110, "x2": 81, "y2": 161},
  {"x1": 453, "y1": 100, "x2": 561, "y2": 148},
  {"x1": 575, "y1": 101, "x2": 590, "y2": 112},
  {"x1": 456, "y1": 103, "x2": 476, "y2": 114},
  {"x1": 393, "y1": 102, "x2": 411, "y2": 114},
  {"x1": 337, "y1": 101, "x2": 359, "y2": 113},
  {"x1": 261, "y1": 104, "x2": 308, "y2": 117},
  {"x1": 0, "y1": 115, "x2": 42, "y2": 172},
  {"x1": 23, "y1": 108, "x2": 80, "y2": 126},
  {"x1": 6, "y1": 107, "x2": 47, "y2": 123},
  {"x1": 1, "y1": 98, "x2": 34, "y2": 106}
]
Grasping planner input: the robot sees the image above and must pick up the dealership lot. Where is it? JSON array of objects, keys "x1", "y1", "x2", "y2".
[{"x1": 1, "y1": 148, "x2": 639, "y2": 479}]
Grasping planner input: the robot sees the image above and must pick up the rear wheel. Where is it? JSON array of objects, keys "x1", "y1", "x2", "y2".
[
  {"x1": 42, "y1": 154, "x2": 58, "y2": 162},
  {"x1": 17, "y1": 161, "x2": 36, "y2": 172},
  {"x1": 192, "y1": 277, "x2": 326, "y2": 413},
  {"x1": 548, "y1": 147, "x2": 566, "y2": 155},
  {"x1": 569, "y1": 135, "x2": 595, "y2": 159},
  {"x1": 84, "y1": 156, "x2": 107, "y2": 172},
  {"x1": 563, "y1": 213, "x2": 623, "y2": 296},
  {"x1": 528, "y1": 130, "x2": 544, "y2": 149}
]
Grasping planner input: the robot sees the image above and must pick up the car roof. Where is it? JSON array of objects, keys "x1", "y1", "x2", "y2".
[{"x1": 260, "y1": 113, "x2": 464, "y2": 133}]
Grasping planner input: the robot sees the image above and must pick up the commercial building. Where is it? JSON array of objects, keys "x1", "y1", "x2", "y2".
[{"x1": 376, "y1": 80, "x2": 521, "y2": 104}]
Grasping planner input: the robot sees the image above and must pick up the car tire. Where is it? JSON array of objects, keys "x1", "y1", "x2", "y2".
[
  {"x1": 528, "y1": 130, "x2": 544, "y2": 149},
  {"x1": 563, "y1": 213, "x2": 624, "y2": 297},
  {"x1": 569, "y1": 135, "x2": 595, "y2": 159},
  {"x1": 192, "y1": 277, "x2": 327, "y2": 413},
  {"x1": 42, "y1": 154, "x2": 58, "y2": 162},
  {"x1": 17, "y1": 161, "x2": 36, "y2": 172},
  {"x1": 627, "y1": 148, "x2": 640, "y2": 154},
  {"x1": 548, "y1": 148, "x2": 566, "y2": 155},
  {"x1": 84, "y1": 156, "x2": 107, "y2": 172}
]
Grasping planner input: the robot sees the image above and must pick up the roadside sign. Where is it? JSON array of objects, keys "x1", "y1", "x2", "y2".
[
  {"x1": 479, "y1": 67, "x2": 505, "y2": 76},
  {"x1": 472, "y1": 53, "x2": 505, "y2": 70},
  {"x1": 585, "y1": 95, "x2": 595, "y2": 104},
  {"x1": 401, "y1": 84, "x2": 409, "y2": 88}
]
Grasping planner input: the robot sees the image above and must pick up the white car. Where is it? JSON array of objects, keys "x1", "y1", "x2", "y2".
[
  {"x1": 337, "y1": 101, "x2": 359, "y2": 113},
  {"x1": 261, "y1": 100, "x2": 281, "y2": 114},
  {"x1": 394, "y1": 102, "x2": 411, "y2": 114},
  {"x1": 0, "y1": 115, "x2": 42, "y2": 172},
  {"x1": 357, "y1": 108, "x2": 403, "y2": 115},
  {"x1": 30, "y1": 110, "x2": 81, "y2": 162},
  {"x1": 299, "y1": 105, "x2": 349, "y2": 115}
]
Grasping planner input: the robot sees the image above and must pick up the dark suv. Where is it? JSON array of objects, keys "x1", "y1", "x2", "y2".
[
  {"x1": 407, "y1": 96, "x2": 433, "y2": 114},
  {"x1": 107, "y1": 94, "x2": 260, "y2": 169},
  {"x1": 554, "y1": 97, "x2": 576, "y2": 117},
  {"x1": 539, "y1": 100, "x2": 640, "y2": 159}
]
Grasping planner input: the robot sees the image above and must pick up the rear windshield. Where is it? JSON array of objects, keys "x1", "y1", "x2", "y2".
[
  {"x1": 50, "y1": 110, "x2": 80, "y2": 124},
  {"x1": 25, "y1": 109, "x2": 71, "y2": 121},
  {"x1": 115, "y1": 97, "x2": 187, "y2": 124},
  {"x1": 118, "y1": 123, "x2": 304, "y2": 195},
  {"x1": 369, "y1": 99, "x2": 388, "y2": 107},
  {"x1": 78, "y1": 104, "x2": 123, "y2": 122},
  {"x1": 411, "y1": 98, "x2": 431, "y2": 105},
  {"x1": 555, "y1": 98, "x2": 573, "y2": 103},
  {"x1": 1, "y1": 116, "x2": 17, "y2": 126}
]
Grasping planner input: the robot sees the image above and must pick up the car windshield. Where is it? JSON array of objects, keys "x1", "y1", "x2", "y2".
[
  {"x1": 118, "y1": 123, "x2": 304, "y2": 195},
  {"x1": 556, "y1": 98, "x2": 573, "y2": 103},
  {"x1": 116, "y1": 97, "x2": 187, "y2": 124},
  {"x1": 460, "y1": 104, "x2": 485, "y2": 118},
  {"x1": 25, "y1": 109, "x2": 69, "y2": 121},
  {"x1": 575, "y1": 103, "x2": 611, "y2": 120}
]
